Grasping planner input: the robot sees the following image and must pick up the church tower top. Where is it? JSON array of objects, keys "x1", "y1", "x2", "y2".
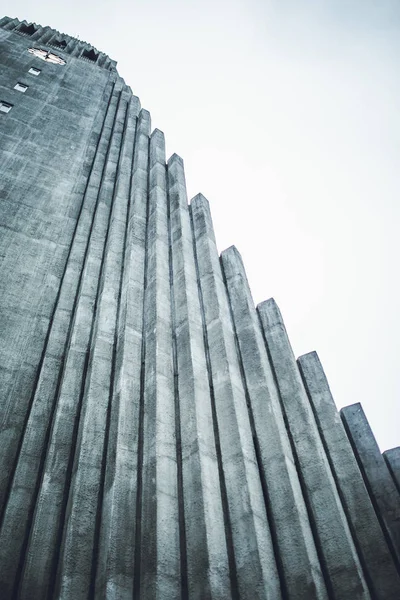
[{"x1": 0, "y1": 15, "x2": 117, "y2": 70}]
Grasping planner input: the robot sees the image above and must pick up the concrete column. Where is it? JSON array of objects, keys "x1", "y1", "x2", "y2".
[
  {"x1": 3, "y1": 18, "x2": 19, "y2": 30},
  {"x1": 167, "y1": 160, "x2": 230, "y2": 599},
  {"x1": 34, "y1": 26, "x2": 53, "y2": 44},
  {"x1": 258, "y1": 299, "x2": 370, "y2": 600},
  {"x1": 0, "y1": 79, "x2": 117, "y2": 599},
  {"x1": 191, "y1": 195, "x2": 281, "y2": 600},
  {"x1": 299, "y1": 351, "x2": 400, "y2": 598},
  {"x1": 0, "y1": 17, "x2": 12, "y2": 28},
  {"x1": 221, "y1": 246, "x2": 327, "y2": 600},
  {"x1": 384, "y1": 448, "x2": 400, "y2": 495},
  {"x1": 17, "y1": 84, "x2": 126, "y2": 600},
  {"x1": 95, "y1": 106, "x2": 150, "y2": 599},
  {"x1": 54, "y1": 92, "x2": 137, "y2": 599},
  {"x1": 341, "y1": 403, "x2": 400, "y2": 568},
  {"x1": 138, "y1": 130, "x2": 180, "y2": 598}
]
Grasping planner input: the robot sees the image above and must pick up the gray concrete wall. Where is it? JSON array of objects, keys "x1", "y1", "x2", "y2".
[
  {"x1": 299, "y1": 351, "x2": 400, "y2": 598},
  {"x1": 1, "y1": 18, "x2": 399, "y2": 600},
  {"x1": 258, "y1": 299, "x2": 370, "y2": 599},
  {"x1": 221, "y1": 246, "x2": 326, "y2": 600},
  {"x1": 341, "y1": 403, "x2": 400, "y2": 570},
  {"x1": 384, "y1": 448, "x2": 400, "y2": 495}
]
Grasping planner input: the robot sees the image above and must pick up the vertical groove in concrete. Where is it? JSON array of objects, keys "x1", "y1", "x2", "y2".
[
  {"x1": 139, "y1": 129, "x2": 180, "y2": 599},
  {"x1": 341, "y1": 403, "x2": 400, "y2": 569},
  {"x1": 2, "y1": 21, "x2": 400, "y2": 600},
  {"x1": 0, "y1": 78, "x2": 117, "y2": 600},
  {"x1": 167, "y1": 161, "x2": 231, "y2": 599},
  {"x1": 54, "y1": 89, "x2": 133, "y2": 599},
  {"x1": 95, "y1": 106, "x2": 150, "y2": 600},
  {"x1": 17, "y1": 84, "x2": 126, "y2": 600},
  {"x1": 0, "y1": 74, "x2": 117, "y2": 518},
  {"x1": 257, "y1": 299, "x2": 371, "y2": 600},
  {"x1": 191, "y1": 194, "x2": 281, "y2": 600},
  {"x1": 384, "y1": 448, "x2": 400, "y2": 496},
  {"x1": 221, "y1": 246, "x2": 327, "y2": 600},
  {"x1": 298, "y1": 351, "x2": 400, "y2": 599},
  {"x1": 89, "y1": 95, "x2": 140, "y2": 599}
]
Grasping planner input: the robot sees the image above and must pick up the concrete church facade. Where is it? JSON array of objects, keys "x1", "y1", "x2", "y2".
[{"x1": 0, "y1": 15, "x2": 399, "y2": 600}]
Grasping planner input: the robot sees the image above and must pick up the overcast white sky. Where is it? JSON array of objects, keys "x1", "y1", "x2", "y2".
[{"x1": 8, "y1": 0, "x2": 400, "y2": 450}]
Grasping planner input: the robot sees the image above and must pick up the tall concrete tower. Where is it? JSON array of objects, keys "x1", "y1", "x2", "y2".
[{"x1": 0, "y1": 16, "x2": 399, "y2": 600}]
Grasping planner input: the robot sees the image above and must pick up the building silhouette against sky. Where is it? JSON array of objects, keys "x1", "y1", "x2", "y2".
[{"x1": 0, "y1": 15, "x2": 399, "y2": 600}]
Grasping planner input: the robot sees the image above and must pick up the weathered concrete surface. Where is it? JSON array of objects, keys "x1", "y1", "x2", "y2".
[
  {"x1": 0, "y1": 23, "x2": 116, "y2": 520},
  {"x1": 0, "y1": 77, "x2": 117, "y2": 599},
  {"x1": 139, "y1": 130, "x2": 180, "y2": 599},
  {"x1": 299, "y1": 351, "x2": 400, "y2": 598},
  {"x1": 384, "y1": 448, "x2": 400, "y2": 495},
  {"x1": 221, "y1": 246, "x2": 327, "y2": 600},
  {"x1": 341, "y1": 403, "x2": 400, "y2": 569},
  {"x1": 95, "y1": 107, "x2": 150, "y2": 600},
  {"x1": 258, "y1": 299, "x2": 370, "y2": 600},
  {"x1": 54, "y1": 90, "x2": 133, "y2": 599},
  {"x1": 1, "y1": 17, "x2": 399, "y2": 600},
  {"x1": 191, "y1": 196, "x2": 281, "y2": 600},
  {"x1": 168, "y1": 161, "x2": 231, "y2": 598},
  {"x1": 18, "y1": 84, "x2": 127, "y2": 600}
]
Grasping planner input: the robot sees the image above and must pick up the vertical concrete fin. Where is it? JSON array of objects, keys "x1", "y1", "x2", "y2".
[
  {"x1": 139, "y1": 128, "x2": 180, "y2": 599},
  {"x1": 384, "y1": 448, "x2": 400, "y2": 496},
  {"x1": 3, "y1": 17, "x2": 19, "y2": 30},
  {"x1": 131, "y1": 108, "x2": 152, "y2": 599},
  {"x1": 299, "y1": 351, "x2": 400, "y2": 598},
  {"x1": 190, "y1": 195, "x2": 281, "y2": 600},
  {"x1": 0, "y1": 16, "x2": 12, "y2": 28},
  {"x1": 54, "y1": 90, "x2": 133, "y2": 599},
  {"x1": 95, "y1": 104, "x2": 150, "y2": 600},
  {"x1": 35, "y1": 26, "x2": 53, "y2": 44},
  {"x1": 167, "y1": 167, "x2": 231, "y2": 598},
  {"x1": 16, "y1": 82, "x2": 126, "y2": 600},
  {"x1": 341, "y1": 403, "x2": 400, "y2": 569},
  {"x1": 221, "y1": 246, "x2": 327, "y2": 600},
  {"x1": 0, "y1": 79, "x2": 117, "y2": 599},
  {"x1": 257, "y1": 299, "x2": 371, "y2": 600}
]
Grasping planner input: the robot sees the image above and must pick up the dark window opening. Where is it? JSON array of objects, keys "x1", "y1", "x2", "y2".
[
  {"x1": 0, "y1": 101, "x2": 13, "y2": 114},
  {"x1": 18, "y1": 23, "x2": 37, "y2": 36},
  {"x1": 81, "y1": 48, "x2": 98, "y2": 63},
  {"x1": 52, "y1": 39, "x2": 67, "y2": 49}
]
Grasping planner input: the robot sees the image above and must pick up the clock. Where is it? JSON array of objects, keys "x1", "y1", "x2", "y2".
[{"x1": 28, "y1": 48, "x2": 66, "y2": 65}]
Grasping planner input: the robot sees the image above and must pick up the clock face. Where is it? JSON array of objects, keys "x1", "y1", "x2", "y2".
[{"x1": 28, "y1": 48, "x2": 66, "y2": 65}]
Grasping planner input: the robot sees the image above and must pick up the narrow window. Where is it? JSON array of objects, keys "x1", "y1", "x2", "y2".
[
  {"x1": 81, "y1": 49, "x2": 98, "y2": 63},
  {"x1": 52, "y1": 39, "x2": 67, "y2": 49},
  {"x1": 28, "y1": 67, "x2": 41, "y2": 76},
  {"x1": 18, "y1": 23, "x2": 37, "y2": 36},
  {"x1": 0, "y1": 101, "x2": 13, "y2": 114},
  {"x1": 14, "y1": 83, "x2": 28, "y2": 93}
]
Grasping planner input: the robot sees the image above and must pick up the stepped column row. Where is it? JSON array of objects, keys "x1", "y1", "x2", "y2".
[
  {"x1": 190, "y1": 194, "x2": 281, "y2": 599},
  {"x1": 221, "y1": 246, "x2": 326, "y2": 600},
  {"x1": 1, "y1": 70, "x2": 400, "y2": 599},
  {"x1": 298, "y1": 352, "x2": 400, "y2": 598},
  {"x1": 167, "y1": 156, "x2": 231, "y2": 598},
  {"x1": 96, "y1": 106, "x2": 150, "y2": 599},
  {"x1": 55, "y1": 90, "x2": 139, "y2": 599},
  {"x1": 18, "y1": 83, "x2": 130, "y2": 600}
]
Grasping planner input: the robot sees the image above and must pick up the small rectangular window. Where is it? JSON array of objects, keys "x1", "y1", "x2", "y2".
[
  {"x1": 14, "y1": 83, "x2": 28, "y2": 93},
  {"x1": 0, "y1": 101, "x2": 13, "y2": 114},
  {"x1": 28, "y1": 67, "x2": 40, "y2": 76}
]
